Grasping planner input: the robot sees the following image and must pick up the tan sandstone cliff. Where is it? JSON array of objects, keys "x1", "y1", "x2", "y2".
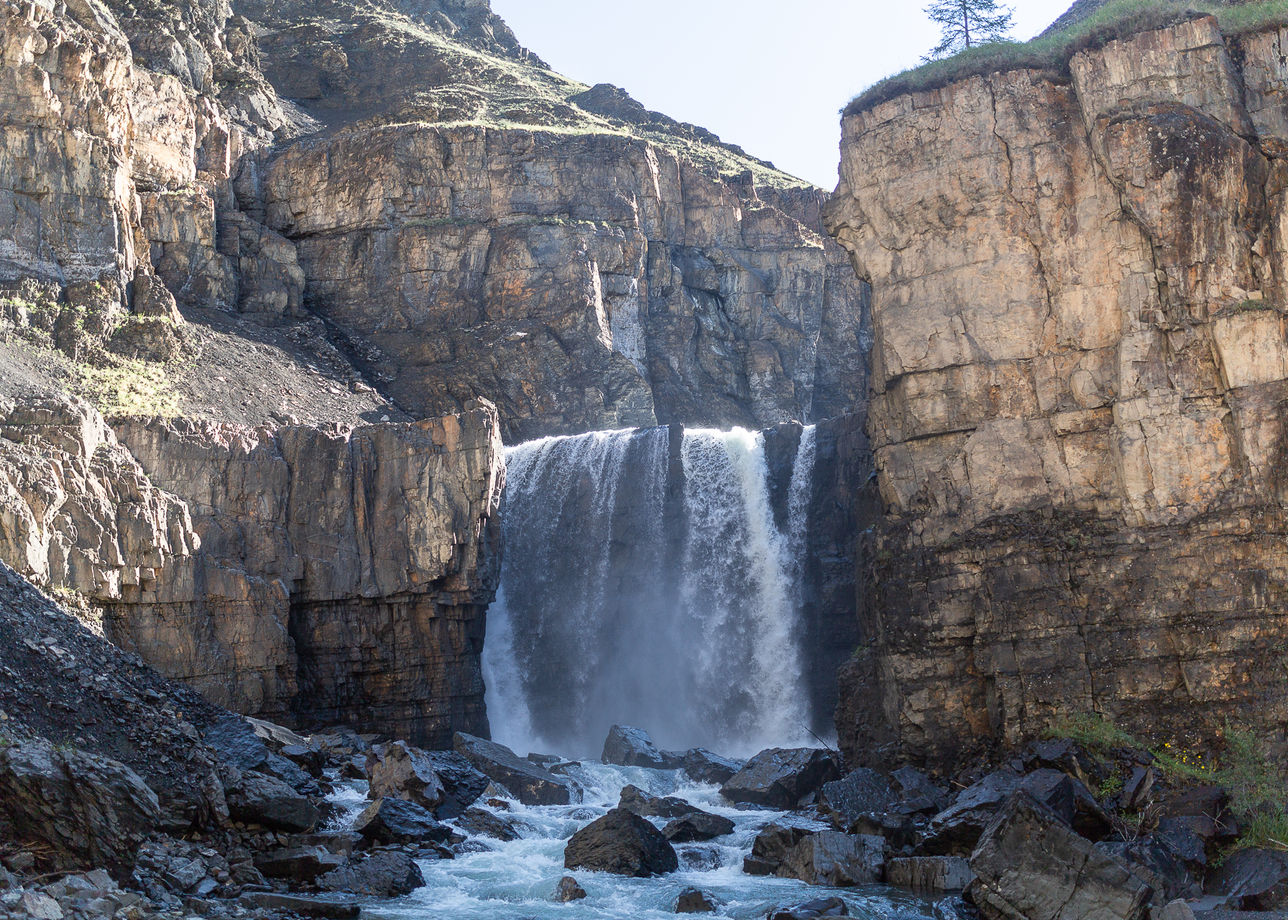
[{"x1": 826, "y1": 16, "x2": 1288, "y2": 765}]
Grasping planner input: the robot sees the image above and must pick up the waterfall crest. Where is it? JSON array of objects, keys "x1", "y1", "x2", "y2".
[{"x1": 484, "y1": 425, "x2": 816, "y2": 758}]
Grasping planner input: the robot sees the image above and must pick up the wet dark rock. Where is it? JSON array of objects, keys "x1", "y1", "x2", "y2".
[
  {"x1": 743, "y1": 824, "x2": 813, "y2": 876},
  {"x1": 602, "y1": 725, "x2": 682, "y2": 769},
  {"x1": 204, "y1": 715, "x2": 317, "y2": 794},
  {"x1": 1100, "y1": 837, "x2": 1202, "y2": 902},
  {"x1": 720, "y1": 748, "x2": 842, "y2": 809},
  {"x1": 1121, "y1": 766, "x2": 1157, "y2": 811},
  {"x1": 454, "y1": 806, "x2": 528, "y2": 842},
  {"x1": 528, "y1": 753, "x2": 562, "y2": 766},
  {"x1": 1162, "y1": 787, "x2": 1237, "y2": 840},
  {"x1": 890, "y1": 765, "x2": 949, "y2": 814},
  {"x1": 847, "y1": 811, "x2": 921, "y2": 849},
  {"x1": 282, "y1": 744, "x2": 328, "y2": 778},
  {"x1": 315, "y1": 850, "x2": 425, "y2": 897},
  {"x1": 563, "y1": 807, "x2": 679, "y2": 877},
  {"x1": 453, "y1": 733, "x2": 570, "y2": 806},
  {"x1": 768, "y1": 896, "x2": 849, "y2": 919},
  {"x1": 886, "y1": 856, "x2": 974, "y2": 893},
  {"x1": 354, "y1": 797, "x2": 453, "y2": 845},
  {"x1": 681, "y1": 749, "x2": 744, "y2": 785},
  {"x1": 970, "y1": 793, "x2": 1153, "y2": 920},
  {"x1": 1155, "y1": 818, "x2": 1210, "y2": 873},
  {"x1": 675, "y1": 887, "x2": 717, "y2": 913},
  {"x1": 0, "y1": 739, "x2": 161, "y2": 880},
  {"x1": 1209, "y1": 849, "x2": 1288, "y2": 911},
  {"x1": 224, "y1": 769, "x2": 321, "y2": 832},
  {"x1": 678, "y1": 844, "x2": 723, "y2": 871},
  {"x1": 554, "y1": 876, "x2": 587, "y2": 902},
  {"x1": 619, "y1": 784, "x2": 693, "y2": 819},
  {"x1": 253, "y1": 846, "x2": 346, "y2": 883},
  {"x1": 365, "y1": 741, "x2": 487, "y2": 818},
  {"x1": 819, "y1": 768, "x2": 897, "y2": 828},
  {"x1": 779, "y1": 831, "x2": 885, "y2": 886},
  {"x1": 1020, "y1": 768, "x2": 1113, "y2": 840},
  {"x1": 662, "y1": 810, "x2": 736, "y2": 842},
  {"x1": 238, "y1": 891, "x2": 360, "y2": 918}
]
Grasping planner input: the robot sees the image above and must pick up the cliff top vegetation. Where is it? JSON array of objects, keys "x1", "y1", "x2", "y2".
[{"x1": 846, "y1": 0, "x2": 1288, "y2": 116}]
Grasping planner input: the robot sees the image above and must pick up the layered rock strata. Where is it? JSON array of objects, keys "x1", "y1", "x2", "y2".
[
  {"x1": 826, "y1": 16, "x2": 1288, "y2": 764},
  {"x1": 0, "y1": 395, "x2": 504, "y2": 745}
]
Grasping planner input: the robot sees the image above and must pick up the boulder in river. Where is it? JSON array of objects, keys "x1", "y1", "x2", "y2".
[
  {"x1": 970, "y1": 792, "x2": 1152, "y2": 920},
  {"x1": 720, "y1": 748, "x2": 841, "y2": 809},
  {"x1": 681, "y1": 748, "x2": 744, "y2": 785},
  {"x1": 554, "y1": 876, "x2": 587, "y2": 902},
  {"x1": 675, "y1": 887, "x2": 717, "y2": 913},
  {"x1": 563, "y1": 807, "x2": 679, "y2": 877},
  {"x1": 315, "y1": 850, "x2": 425, "y2": 898},
  {"x1": 366, "y1": 741, "x2": 487, "y2": 818},
  {"x1": 454, "y1": 733, "x2": 571, "y2": 806},
  {"x1": 779, "y1": 831, "x2": 885, "y2": 886},
  {"x1": 663, "y1": 810, "x2": 736, "y2": 842},
  {"x1": 454, "y1": 806, "x2": 529, "y2": 842},
  {"x1": 769, "y1": 897, "x2": 848, "y2": 919},
  {"x1": 354, "y1": 797, "x2": 453, "y2": 845},
  {"x1": 601, "y1": 725, "x2": 682, "y2": 769},
  {"x1": 619, "y1": 784, "x2": 693, "y2": 818},
  {"x1": 224, "y1": 769, "x2": 320, "y2": 833},
  {"x1": 743, "y1": 824, "x2": 813, "y2": 876}
]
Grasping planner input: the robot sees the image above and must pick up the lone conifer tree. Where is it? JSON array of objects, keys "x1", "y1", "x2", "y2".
[{"x1": 923, "y1": 0, "x2": 1015, "y2": 60}]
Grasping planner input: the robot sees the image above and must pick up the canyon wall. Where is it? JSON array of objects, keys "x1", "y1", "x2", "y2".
[
  {"x1": 0, "y1": 394, "x2": 504, "y2": 746},
  {"x1": 826, "y1": 17, "x2": 1288, "y2": 765}
]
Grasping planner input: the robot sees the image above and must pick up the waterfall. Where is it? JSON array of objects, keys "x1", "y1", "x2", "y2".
[{"x1": 484, "y1": 425, "x2": 817, "y2": 758}]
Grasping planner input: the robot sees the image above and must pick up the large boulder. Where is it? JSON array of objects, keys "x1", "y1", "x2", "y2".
[
  {"x1": 0, "y1": 740, "x2": 161, "y2": 879},
  {"x1": 563, "y1": 807, "x2": 679, "y2": 877},
  {"x1": 618, "y1": 784, "x2": 692, "y2": 818},
  {"x1": 819, "y1": 768, "x2": 897, "y2": 828},
  {"x1": 1209, "y1": 848, "x2": 1288, "y2": 911},
  {"x1": 778, "y1": 831, "x2": 885, "y2": 886},
  {"x1": 203, "y1": 716, "x2": 317, "y2": 794},
  {"x1": 885, "y1": 856, "x2": 974, "y2": 893},
  {"x1": 743, "y1": 824, "x2": 814, "y2": 876},
  {"x1": 675, "y1": 888, "x2": 717, "y2": 913},
  {"x1": 353, "y1": 797, "x2": 453, "y2": 845},
  {"x1": 663, "y1": 810, "x2": 736, "y2": 842},
  {"x1": 454, "y1": 806, "x2": 530, "y2": 842},
  {"x1": 224, "y1": 769, "x2": 320, "y2": 833},
  {"x1": 366, "y1": 741, "x2": 488, "y2": 818},
  {"x1": 768, "y1": 897, "x2": 848, "y2": 919},
  {"x1": 970, "y1": 793, "x2": 1152, "y2": 920},
  {"x1": 681, "y1": 749, "x2": 743, "y2": 785},
  {"x1": 601, "y1": 725, "x2": 681, "y2": 769},
  {"x1": 315, "y1": 850, "x2": 425, "y2": 897},
  {"x1": 254, "y1": 847, "x2": 347, "y2": 883},
  {"x1": 720, "y1": 748, "x2": 841, "y2": 809},
  {"x1": 453, "y1": 733, "x2": 570, "y2": 806}
]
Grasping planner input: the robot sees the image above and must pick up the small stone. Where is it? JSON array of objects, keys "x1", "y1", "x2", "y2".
[
  {"x1": 18, "y1": 892, "x2": 63, "y2": 920},
  {"x1": 675, "y1": 887, "x2": 716, "y2": 913},
  {"x1": 554, "y1": 876, "x2": 587, "y2": 901}
]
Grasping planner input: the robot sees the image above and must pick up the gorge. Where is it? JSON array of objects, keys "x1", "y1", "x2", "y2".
[{"x1": 1, "y1": 0, "x2": 1288, "y2": 918}]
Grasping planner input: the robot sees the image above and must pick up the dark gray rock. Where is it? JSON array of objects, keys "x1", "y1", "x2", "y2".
[
  {"x1": 743, "y1": 824, "x2": 813, "y2": 876},
  {"x1": 354, "y1": 797, "x2": 453, "y2": 845},
  {"x1": 819, "y1": 768, "x2": 896, "y2": 828},
  {"x1": 662, "y1": 810, "x2": 735, "y2": 842},
  {"x1": 315, "y1": 850, "x2": 425, "y2": 897},
  {"x1": 225, "y1": 770, "x2": 320, "y2": 833},
  {"x1": 778, "y1": 831, "x2": 884, "y2": 886},
  {"x1": 554, "y1": 876, "x2": 587, "y2": 902},
  {"x1": 366, "y1": 741, "x2": 488, "y2": 819},
  {"x1": 886, "y1": 856, "x2": 974, "y2": 893},
  {"x1": 678, "y1": 844, "x2": 723, "y2": 871},
  {"x1": 602, "y1": 725, "x2": 682, "y2": 769},
  {"x1": 891, "y1": 765, "x2": 949, "y2": 814},
  {"x1": 204, "y1": 716, "x2": 317, "y2": 794},
  {"x1": 238, "y1": 892, "x2": 360, "y2": 919},
  {"x1": 676, "y1": 887, "x2": 717, "y2": 913},
  {"x1": 1100, "y1": 837, "x2": 1202, "y2": 902},
  {"x1": 454, "y1": 806, "x2": 528, "y2": 842},
  {"x1": 254, "y1": 847, "x2": 346, "y2": 883},
  {"x1": 970, "y1": 792, "x2": 1153, "y2": 920},
  {"x1": 619, "y1": 784, "x2": 693, "y2": 818},
  {"x1": 681, "y1": 749, "x2": 744, "y2": 785},
  {"x1": 453, "y1": 733, "x2": 570, "y2": 806},
  {"x1": 768, "y1": 896, "x2": 849, "y2": 919},
  {"x1": 563, "y1": 807, "x2": 679, "y2": 877},
  {"x1": 720, "y1": 748, "x2": 842, "y2": 809},
  {"x1": 1209, "y1": 848, "x2": 1288, "y2": 911}
]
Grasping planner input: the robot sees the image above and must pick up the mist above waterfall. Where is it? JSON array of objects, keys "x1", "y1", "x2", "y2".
[{"x1": 483, "y1": 425, "x2": 817, "y2": 758}]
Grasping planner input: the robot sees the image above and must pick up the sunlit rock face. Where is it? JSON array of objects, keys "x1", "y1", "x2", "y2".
[{"x1": 826, "y1": 16, "x2": 1288, "y2": 766}]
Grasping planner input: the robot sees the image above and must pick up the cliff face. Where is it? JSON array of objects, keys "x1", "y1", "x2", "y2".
[
  {"x1": 826, "y1": 17, "x2": 1288, "y2": 765},
  {"x1": 0, "y1": 395, "x2": 504, "y2": 746}
]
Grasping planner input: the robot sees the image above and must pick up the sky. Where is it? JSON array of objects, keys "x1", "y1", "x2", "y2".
[{"x1": 489, "y1": 0, "x2": 1075, "y2": 188}]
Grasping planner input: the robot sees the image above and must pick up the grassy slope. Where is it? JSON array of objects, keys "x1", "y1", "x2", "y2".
[{"x1": 847, "y1": 0, "x2": 1288, "y2": 115}]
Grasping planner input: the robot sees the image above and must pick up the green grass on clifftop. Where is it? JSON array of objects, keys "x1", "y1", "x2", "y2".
[{"x1": 847, "y1": 0, "x2": 1288, "y2": 115}]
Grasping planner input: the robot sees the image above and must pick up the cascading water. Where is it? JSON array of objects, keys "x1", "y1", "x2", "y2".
[{"x1": 483, "y1": 424, "x2": 817, "y2": 758}]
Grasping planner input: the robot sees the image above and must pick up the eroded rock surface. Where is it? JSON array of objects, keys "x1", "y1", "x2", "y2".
[{"x1": 826, "y1": 15, "x2": 1288, "y2": 765}]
